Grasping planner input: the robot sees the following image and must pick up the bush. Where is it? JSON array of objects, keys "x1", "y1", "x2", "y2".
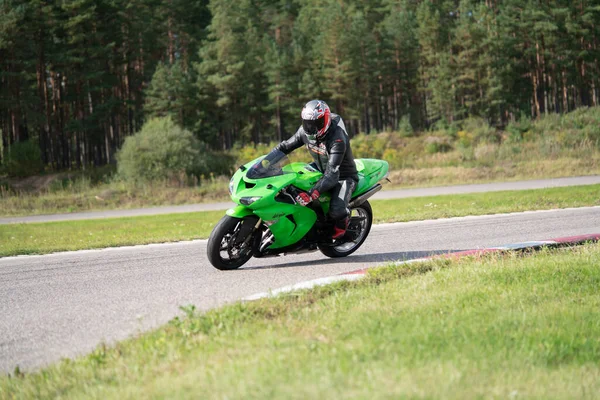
[
  {"x1": 557, "y1": 107, "x2": 600, "y2": 146},
  {"x1": 424, "y1": 136, "x2": 453, "y2": 154},
  {"x1": 2, "y1": 140, "x2": 45, "y2": 177},
  {"x1": 117, "y1": 117, "x2": 209, "y2": 184},
  {"x1": 189, "y1": 147, "x2": 235, "y2": 181},
  {"x1": 351, "y1": 133, "x2": 395, "y2": 159},
  {"x1": 461, "y1": 117, "x2": 500, "y2": 144},
  {"x1": 505, "y1": 113, "x2": 532, "y2": 143},
  {"x1": 456, "y1": 141, "x2": 475, "y2": 162},
  {"x1": 456, "y1": 130, "x2": 474, "y2": 147},
  {"x1": 398, "y1": 115, "x2": 414, "y2": 137},
  {"x1": 232, "y1": 142, "x2": 274, "y2": 167},
  {"x1": 431, "y1": 118, "x2": 459, "y2": 138},
  {"x1": 529, "y1": 113, "x2": 561, "y2": 140},
  {"x1": 528, "y1": 108, "x2": 600, "y2": 149},
  {"x1": 473, "y1": 143, "x2": 499, "y2": 166}
]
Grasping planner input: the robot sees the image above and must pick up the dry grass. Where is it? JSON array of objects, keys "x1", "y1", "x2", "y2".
[
  {"x1": 0, "y1": 178, "x2": 230, "y2": 217},
  {"x1": 388, "y1": 156, "x2": 600, "y2": 187}
]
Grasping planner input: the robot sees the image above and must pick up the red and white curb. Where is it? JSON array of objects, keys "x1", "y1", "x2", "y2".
[{"x1": 243, "y1": 233, "x2": 600, "y2": 301}]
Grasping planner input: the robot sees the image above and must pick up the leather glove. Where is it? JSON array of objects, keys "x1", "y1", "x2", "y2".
[
  {"x1": 295, "y1": 192, "x2": 311, "y2": 206},
  {"x1": 295, "y1": 190, "x2": 319, "y2": 206}
]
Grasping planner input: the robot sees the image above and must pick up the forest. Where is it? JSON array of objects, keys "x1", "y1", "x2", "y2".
[{"x1": 1, "y1": 0, "x2": 600, "y2": 173}]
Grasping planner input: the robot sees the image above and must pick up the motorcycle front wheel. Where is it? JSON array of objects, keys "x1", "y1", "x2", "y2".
[
  {"x1": 207, "y1": 215, "x2": 258, "y2": 270},
  {"x1": 319, "y1": 201, "x2": 373, "y2": 258}
]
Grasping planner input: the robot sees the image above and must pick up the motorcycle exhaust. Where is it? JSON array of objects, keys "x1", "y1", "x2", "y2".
[{"x1": 349, "y1": 183, "x2": 382, "y2": 208}]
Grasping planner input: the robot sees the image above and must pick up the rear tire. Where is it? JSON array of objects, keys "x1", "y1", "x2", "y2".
[
  {"x1": 207, "y1": 215, "x2": 256, "y2": 270},
  {"x1": 319, "y1": 201, "x2": 373, "y2": 258}
]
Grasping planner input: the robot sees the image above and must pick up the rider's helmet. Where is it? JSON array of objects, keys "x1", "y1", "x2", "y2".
[{"x1": 301, "y1": 100, "x2": 331, "y2": 141}]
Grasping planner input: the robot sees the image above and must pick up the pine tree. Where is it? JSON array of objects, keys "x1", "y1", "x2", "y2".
[
  {"x1": 262, "y1": 0, "x2": 300, "y2": 141},
  {"x1": 0, "y1": 1, "x2": 29, "y2": 148},
  {"x1": 194, "y1": 0, "x2": 268, "y2": 148},
  {"x1": 145, "y1": 61, "x2": 199, "y2": 131},
  {"x1": 453, "y1": 0, "x2": 506, "y2": 122},
  {"x1": 417, "y1": 0, "x2": 459, "y2": 123},
  {"x1": 381, "y1": 0, "x2": 422, "y2": 129}
]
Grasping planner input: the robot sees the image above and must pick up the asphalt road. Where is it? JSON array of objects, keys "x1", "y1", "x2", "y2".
[
  {"x1": 1, "y1": 206, "x2": 599, "y2": 373},
  {"x1": 2, "y1": 175, "x2": 600, "y2": 224}
]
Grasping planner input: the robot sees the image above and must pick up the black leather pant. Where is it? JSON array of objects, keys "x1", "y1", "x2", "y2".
[{"x1": 329, "y1": 178, "x2": 357, "y2": 222}]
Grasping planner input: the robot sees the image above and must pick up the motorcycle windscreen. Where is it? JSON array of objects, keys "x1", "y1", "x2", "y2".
[{"x1": 246, "y1": 149, "x2": 291, "y2": 179}]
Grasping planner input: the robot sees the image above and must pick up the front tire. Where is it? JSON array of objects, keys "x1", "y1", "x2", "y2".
[
  {"x1": 207, "y1": 215, "x2": 257, "y2": 270},
  {"x1": 319, "y1": 201, "x2": 373, "y2": 258}
]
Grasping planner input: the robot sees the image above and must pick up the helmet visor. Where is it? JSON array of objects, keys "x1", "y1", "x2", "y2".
[{"x1": 302, "y1": 117, "x2": 325, "y2": 135}]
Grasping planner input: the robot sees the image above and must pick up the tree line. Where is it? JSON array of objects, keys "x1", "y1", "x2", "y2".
[
  {"x1": 2, "y1": 0, "x2": 600, "y2": 172},
  {"x1": 0, "y1": 0, "x2": 210, "y2": 170}
]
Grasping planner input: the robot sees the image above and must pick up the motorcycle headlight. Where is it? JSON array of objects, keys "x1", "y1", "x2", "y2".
[
  {"x1": 229, "y1": 178, "x2": 235, "y2": 195},
  {"x1": 240, "y1": 196, "x2": 262, "y2": 206}
]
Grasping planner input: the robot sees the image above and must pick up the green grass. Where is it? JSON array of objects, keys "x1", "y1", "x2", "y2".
[
  {"x1": 2, "y1": 244, "x2": 599, "y2": 399},
  {"x1": 0, "y1": 210, "x2": 225, "y2": 257},
  {"x1": 1, "y1": 184, "x2": 599, "y2": 257}
]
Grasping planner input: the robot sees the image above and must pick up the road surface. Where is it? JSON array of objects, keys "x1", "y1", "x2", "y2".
[{"x1": 1, "y1": 206, "x2": 599, "y2": 372}]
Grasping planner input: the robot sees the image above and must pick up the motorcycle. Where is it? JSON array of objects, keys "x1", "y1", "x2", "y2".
[{"x1": 207, "y1": 149, "x2": 389, "y2": 270}]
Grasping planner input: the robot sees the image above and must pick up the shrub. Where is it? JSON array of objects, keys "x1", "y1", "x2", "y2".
[
  {"x1": 398, "y1": 115, "x2": 414, "y2": 137},
  {"x1": 424, "y1": 136, "x2": 453, "y2": 154},
  {"x1": 497, "y1": 143, "x2": 523, "y2": 160},
  {"x1": 456, "y1": 130, "x2": 474, "y2": 147},
  {"x1": 351, "y1": 133, "x2": 395, "y2": 159},
  {"x1": 474, "y1": 143, "x2": 499, "y2": 166},
  {"x1": 461, "y1": 117, "x2": 499, "y2": 144},
  {"x1": 456, "y1": 141, "x2": 475, "y2": 162},
  {"x1": 117, "y1": 117, "x2": 206, "y2": 184},
  {"x1": 2, "y1": 140, "x2": 45, "y2": 177},
  {"x1": 382, "y1": 148, "x2": 405, "y2": 168},
  {"x1": 528, "y1": 108, "x2": 600, "y2": 149},
  {"x1": 232, "y1": 142, "x2": 274, "y2": 167},
  {"x1": 529, "y1": 113, "x2": 561, "y2": 139},
  {"x1": 189, "y1": 147, "x2": 235, "y2": 181},
  {"x1": 505, "y1": 113, "x2": 532, "y2": 143},
  {"x1": 558, "y1": 107, "x2": 600, "y2": 146}
]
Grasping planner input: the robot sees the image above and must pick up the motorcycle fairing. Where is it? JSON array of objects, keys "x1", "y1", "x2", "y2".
[{"x1": 225, "y1": 155, "x2": 388, "y2": 251}]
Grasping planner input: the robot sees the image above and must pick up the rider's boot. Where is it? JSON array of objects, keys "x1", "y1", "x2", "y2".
[{"x1": 332, "y1": 217, "x2": 349, "y2": 240}]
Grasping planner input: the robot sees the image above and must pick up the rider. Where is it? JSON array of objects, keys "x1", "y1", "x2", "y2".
[{"x1": 272, "y1": 99, "x2": 358, "y2": 239}]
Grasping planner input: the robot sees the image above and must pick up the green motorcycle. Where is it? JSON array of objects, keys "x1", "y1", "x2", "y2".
[{"x1": 207, "y1": 150, "x2": 389, "y2": 270}]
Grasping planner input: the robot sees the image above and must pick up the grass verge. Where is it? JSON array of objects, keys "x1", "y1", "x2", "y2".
[
  {"x1": 1, "y1": 159, "x2": 599, "y2": 217},
  {"x1": 1, "y1": 184, "x2": 599, "y2": 257},
  {"x1": 0, "y1": 177, "x2": 232, "y2": 217},
  {"x1": 2, "y1": 243, "x2": 599, "y2": 399}
]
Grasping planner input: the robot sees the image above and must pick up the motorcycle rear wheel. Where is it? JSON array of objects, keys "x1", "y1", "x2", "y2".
[
  {"x1": 207, "y1": 215, "x2": 257, "y2": 270},
  {"x1": 319, "y1": 201, "x2": 373, "y2": 258}
]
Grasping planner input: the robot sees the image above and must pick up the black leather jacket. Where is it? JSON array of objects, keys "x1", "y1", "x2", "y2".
[{"x1": 275, "y1": 114, "x2": 358, "y2": 194}]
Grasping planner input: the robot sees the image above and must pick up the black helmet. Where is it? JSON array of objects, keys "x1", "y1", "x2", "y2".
[{"x1": 301, "y1": 100, "x2": 331, "y2": 141}]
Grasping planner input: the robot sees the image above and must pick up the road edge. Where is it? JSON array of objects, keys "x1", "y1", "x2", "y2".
[
  {"x1": 3, "y1": 207, "x2": 599, "y2": 261},
  {"x1": 243, "y1": 233, "x2": 600, "y2": 301}
]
